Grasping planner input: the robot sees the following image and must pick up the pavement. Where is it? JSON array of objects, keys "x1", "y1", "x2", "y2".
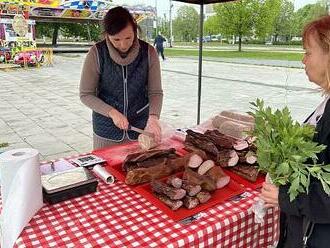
[{"x1": 0, "y1": 54, "x2": 322, "y2": 161}]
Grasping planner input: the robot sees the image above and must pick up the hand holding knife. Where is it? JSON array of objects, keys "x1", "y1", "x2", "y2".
[{"x1": 128, "y1": 125, "x2": 155, "y2": 138}]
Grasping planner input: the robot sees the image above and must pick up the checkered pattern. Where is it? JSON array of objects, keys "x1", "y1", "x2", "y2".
[{"x1": 14, "y1": 179, "x2": 279, "y2": 248}]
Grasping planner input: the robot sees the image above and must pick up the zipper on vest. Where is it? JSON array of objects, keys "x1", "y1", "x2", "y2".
[{"x1": 122, "y1": 65, "x2": 129, "y2": 137}]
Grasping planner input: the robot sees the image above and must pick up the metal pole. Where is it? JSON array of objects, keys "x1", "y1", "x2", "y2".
[
  {"x1": 197, "y1": 3, "x2": 204, "y2": 125},
  {"x1": 155, "y1": 0, "x2": 158, "y2": 34},
  {"x1": 87, "y1": 23, "x2": 91, "y2": 42},
  {"x1": 169, "y1": 0, "x2": 173, "y2": 47}
]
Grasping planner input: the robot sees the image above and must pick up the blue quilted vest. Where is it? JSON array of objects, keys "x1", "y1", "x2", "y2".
[{"x1": 93, "y1": 39, "x2": 149, "y2": 141}]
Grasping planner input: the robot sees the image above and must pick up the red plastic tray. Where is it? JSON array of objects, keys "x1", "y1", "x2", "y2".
[
  {"x1": 137, "y1": 178, "x2": 244, "y2": 221},
  {"x1": 103, "y1": 161, "x2": 244, "y2": 221},
  {"x1": 224, "y1": 169, "x2": 265, "y2": 189},
  {"x1": 92, "y1": 137, "x2": 187, "y2": 166},
  {"x1": 95, "y1": 139, "x2": 245, "y2": 221}
]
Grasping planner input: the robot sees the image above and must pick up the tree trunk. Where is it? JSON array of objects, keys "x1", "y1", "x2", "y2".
[
  {"x1": 87, "y1": 24, "x2": 91, "y2": 42},
  {"x1": 52, "y1": 24, "x2": 59, "y2": 47},
  {"x1": 238, "y1": 35, "x2": 242, "y2": 52}
]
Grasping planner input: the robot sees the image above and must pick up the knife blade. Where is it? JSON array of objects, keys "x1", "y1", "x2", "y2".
[{"x1": 129, "y1": 125, "x2": 155, "y2": 138}]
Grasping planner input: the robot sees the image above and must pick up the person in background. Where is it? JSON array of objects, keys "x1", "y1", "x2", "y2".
[
  {"x1": 154, "y1": 32, "x2": 166, "y2": 61},
  {"x1": 260, "y1": 15, "x2": 330, "y2": 248},
  {"x1": 80, "y1": 6, "x2": 163, "y2": 149}
]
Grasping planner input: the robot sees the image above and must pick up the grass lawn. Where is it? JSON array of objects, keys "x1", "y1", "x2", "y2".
[{"x1": 165, "y1": 48, "x2": 303, "y2": 61}]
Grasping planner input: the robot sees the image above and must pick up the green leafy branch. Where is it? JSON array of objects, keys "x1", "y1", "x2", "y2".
[{"x1": 249, "y1": 98, "x2": 330, "y2": 201}]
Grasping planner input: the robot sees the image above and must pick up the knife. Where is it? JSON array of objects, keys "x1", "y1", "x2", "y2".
[{"x1": 128, "y1": 125, "x2": 155, "y2": 138}]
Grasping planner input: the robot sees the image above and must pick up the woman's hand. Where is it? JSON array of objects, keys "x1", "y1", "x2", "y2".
[
  {"x1": 260, "y1": 182, "x2": 279, "y2": 208},
  {"x1": 145, "y1": 115, "x2": 161, "y2": 143},
  {"x1": 108, "y1": 109, "x2": 129, "y2": 130}
]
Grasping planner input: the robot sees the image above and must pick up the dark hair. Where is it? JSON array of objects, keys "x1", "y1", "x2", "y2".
[{"x1": 103, "y1": 6, "x2": 137, "y2": 36}]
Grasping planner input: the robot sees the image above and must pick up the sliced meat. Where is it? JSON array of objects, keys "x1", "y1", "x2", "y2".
[
  {"x1": 166, "y1": 176, "x2": 183, "y2": 189},
  {"x1": 151, "y1": 181, "x2": 186, "y2": 200},
  {"x1": 183, "y1": 146, "x2": 208, "y2": 160},
  {"x1": 204, "y1": 129, "x2": 237, "y2": 149},
  {"x1": 183, "y1": 168, "x2": 216, "y2": 192},
  {"x1": 188, "y1": 154, "x2": 204, "y2": 168},
  {"x1": 219, "y1": 110, "x2": 255, "y2": 123},
  {"x1": 138, "y1": 134, "x2": 158, "y2": 150},
  {"x1": 217, "y1": 120, "x2": 253, "y2": 139},
  {"x1": 196, "y1": 191, "x2": 212, "y2": 204},
  {"x1": 238, "y1": 151, "x2": 257, "y2": 165},
  {"x1": 132, "y1": 157, "x2": 168, "y2": 171},
  {"x1": 183, "y1": 196, "x2": 199, "y2": 209},
  {"x1": 197, "y1": 160, "x2": 215, "y2": 175},
  {"x1": 125, "y1": 161, "x2": 172, "y2": 185},
  {"x1": 206, "y1": 166, "x2": 230, "y2": 189},
  {"x1": 154, "y1": 193, "x2": 183, "y2": 211},
  {"x1": 185, "y1": 130, "x2": 219, "y2": 157},
  {"x1": 182, "y1": 181, "x2": 202, "y2": 196},
  {"x1": 230, "y1": 164, "x2": 260, "y2": 182},
  {"x1": 245, "y1": 136, "x2": 256, "y2": 145},
  {"x1": 122, "y1": 148, "x2": 176, "y2": 171},
  {"x1": 233, "y1": 140, "x2": 249, "y2": 151},
  {"x1": 217, "y1": 150, "x2": 239, "y2": 167}
]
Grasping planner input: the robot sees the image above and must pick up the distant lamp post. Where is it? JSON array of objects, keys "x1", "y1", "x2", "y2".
[
  {"x1": 154, "y1": 0, "x2": 158, "y2": 35},
  {"x1": 169, "y1": 0, "x2": 173, "y2": 47}
]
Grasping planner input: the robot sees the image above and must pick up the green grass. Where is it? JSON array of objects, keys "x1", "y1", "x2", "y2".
[
  {"x1": 165, "y1": 48, "x2": 303, "y2": 61},
  {"x1": 173, "y1": 41, "x2": 302, "y2": 48}
]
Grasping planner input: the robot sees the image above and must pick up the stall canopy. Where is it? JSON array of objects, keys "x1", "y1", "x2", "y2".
[{"x1": 173, "y1": 0, "x2": 235, "y2": 124}]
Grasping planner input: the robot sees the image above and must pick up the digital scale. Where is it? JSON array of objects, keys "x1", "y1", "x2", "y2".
[{"x1": 70, "y1": 154, "x2": 106, "y2": 168}]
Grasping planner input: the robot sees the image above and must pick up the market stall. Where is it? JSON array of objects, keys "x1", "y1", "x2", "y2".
[
  {"x1": 12, "y1": 139, "x2": 279, "y2": 248},
  {"x1": 0, "y1": 107, "x2": 280, "y2": 247}
]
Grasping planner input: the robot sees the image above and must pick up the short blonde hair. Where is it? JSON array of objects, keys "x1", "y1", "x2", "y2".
[{"x1": 303, "y1": 15, "x2": 330, "y2": 92}]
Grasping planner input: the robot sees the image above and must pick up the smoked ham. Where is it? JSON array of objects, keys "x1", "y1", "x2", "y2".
[{"x1": 205, "y1": 166, "x2": 230, "y2": 189}]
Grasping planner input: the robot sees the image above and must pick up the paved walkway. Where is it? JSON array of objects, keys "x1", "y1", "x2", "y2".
[{"x1": 0, "y1": 54, "x2": 321, "y2": 160}]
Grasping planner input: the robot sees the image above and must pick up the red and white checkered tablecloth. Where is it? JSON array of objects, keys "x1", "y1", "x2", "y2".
[{"x1": 15, "y1": 180, "x2": 279, "y2": 248}]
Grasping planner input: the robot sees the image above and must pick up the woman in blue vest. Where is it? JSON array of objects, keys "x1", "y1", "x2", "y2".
[{"x1": 80, "y1": 6, "x2": 163, "y2": 149}]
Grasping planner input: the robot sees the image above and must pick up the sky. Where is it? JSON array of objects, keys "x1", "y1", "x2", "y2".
[{"x1": 113, "y1": 0, "x2": 318, "y2": 17}]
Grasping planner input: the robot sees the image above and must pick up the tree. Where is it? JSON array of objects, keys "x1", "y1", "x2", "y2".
[
  {"x1": 272, "y1": 0, "x2": 295, "y2": 42},
  {"x1": 292, "y1": 1, "x2": 328, "y2": 37},
  {"x1": 254, "y1": 0, "x2": 281, "y2": 40},
  {"x1": 204, "y1": 15, "x2": 221, "y2": 36},
  {"x1": 214, "y1": 0, "x2": 281, "y2": 51},
  {"x1": 36, "y1": 22, "x2": 102, "y2": 45},
  {"x1": 214, "y1": 0, "x2": 254, "y2": 51},
  {"x1": 52, "y1": 23, "x2": 60, "y2": 46},
  {"x1": 61, "y1": 23, "x2": 101, "y2": 41},
  {"x1": 173, "y1": 6, "x2": 199, "y2": 42}
]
